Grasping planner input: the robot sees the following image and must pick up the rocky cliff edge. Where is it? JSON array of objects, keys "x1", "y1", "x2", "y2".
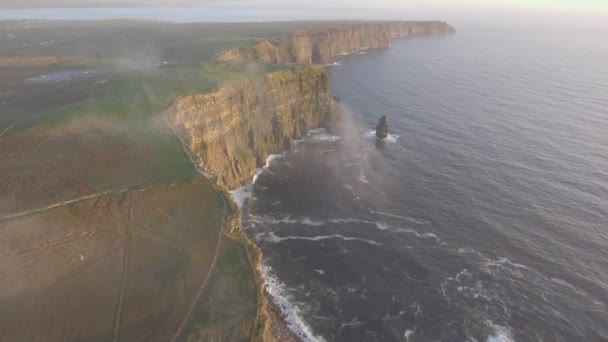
[
  {"x1": 216, "y1": 21, "x2": 455, "y2": 65},
  {"x1": 166, "y1": 65, "x2": 340, "y2": 189}
]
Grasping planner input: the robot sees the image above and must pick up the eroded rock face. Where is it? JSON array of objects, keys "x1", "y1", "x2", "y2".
[
  {"x1": 216, "y1": 21, "x2": 455, "y2": 65},
  {"x1": 376, "y1": 115, "x2": 389, "y2": 139},
  {"x1": 166, "y1": 65, "x2": 340, "y2": 189}
]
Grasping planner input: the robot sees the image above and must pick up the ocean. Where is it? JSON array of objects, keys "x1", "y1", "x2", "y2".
[{"x1": 240, "y1": 21, "x2": 608, "y2": 341}]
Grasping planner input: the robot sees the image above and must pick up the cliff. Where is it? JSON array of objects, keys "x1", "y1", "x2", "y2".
[
  {"x1": 166, "y1": 65, "x2": 340, "y2": 189},
  {"x1": 216, "y1": 21, "x2": 455, "y2": 65}
]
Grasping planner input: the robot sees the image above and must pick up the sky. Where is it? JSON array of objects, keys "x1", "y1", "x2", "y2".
[
  {"x1": 256, "y1": 0, "x2": 608, "y2": 13},
  {"x1": 3, "y1": 0, "x2": 608, "y2": 15}
]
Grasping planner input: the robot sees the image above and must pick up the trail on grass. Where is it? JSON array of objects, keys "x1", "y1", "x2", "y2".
[
  {"x1": 112, "y1": 192, "x2": 134, "y2": 342},
  {"x1": 0, "y1": 188, "x2": 130, "y2": 222},
  {"x1": 164, "y1": 111, "x2": 229, "y2": 341}
]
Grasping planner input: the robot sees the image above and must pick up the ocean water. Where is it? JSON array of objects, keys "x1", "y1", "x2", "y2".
[{"x1": 242, "y1": 22, "x2": 608, "y2": 341}]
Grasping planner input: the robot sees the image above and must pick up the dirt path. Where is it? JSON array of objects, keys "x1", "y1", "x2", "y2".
[
  {"x1": 0, "y1": 125, "x2": 12, "y2": 138},
  {"x1": 111, "y1": 192, "x2": 134, "y2": 342},
  {"x1": 164, "y1": 111, "x2": 229, "y2": 341},
  {"x1": 0, "y1": 188, "x2": 129, "y2": 222},
  {"x1": 170, "y1": 200, "x2": 226, "y2": 342}
]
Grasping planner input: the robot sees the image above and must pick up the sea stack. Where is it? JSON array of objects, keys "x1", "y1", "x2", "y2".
[{"x1": 376, "y1": 115, "x2": 389, "y2": 139}]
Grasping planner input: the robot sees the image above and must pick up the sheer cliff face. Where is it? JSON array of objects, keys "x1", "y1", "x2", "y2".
[
  {"x1": 216, "y1": 21, "x2": 455, "y2": 65},
  {"x1": 167, "y1": 65, "x2": 339, "y2": 189}
]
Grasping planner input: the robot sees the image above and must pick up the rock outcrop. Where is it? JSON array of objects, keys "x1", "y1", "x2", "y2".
[
  {"x1": 376, "y1": 115, "x2": 389, "y2": 139},
  {"x1": 216, "y1": 21, "x2": 455, "y2": 65},
  {"x1": 166, "y1": 65, "x2": 340, "y2": 189}
]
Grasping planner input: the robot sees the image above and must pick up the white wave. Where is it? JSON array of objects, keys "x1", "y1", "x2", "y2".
[
  {"x1": 265, "y1": 231, "x2": 382, "y2": 246},
  {"x1": 404, "y1": 329, "x2": 415, "y2": 342},
  {"x1": 340, "y1": 317, "x2": 366, "y2": 329},
  {"x1": 264, "y1": 153, "x2": 284, "y2": 168},
  {"x1": 486, "y1": 321, "x2": 514, "y2": 342},
  {"x1": 372, "y1": 220, "x2": 437, "y2": 239},
  {"x1": 259, "y1": 215, "x2": 437, "y2": 239},
  {"x1": 371, "y1": 210, "x2": 430, "y2": 225},
  {"x1": 395, "y1": 228, "x2": 438, "y2": 239},
  {"x1": 230, "y1": 154, "x2": 285, "y2": 208},
  {"x1": 314, "y1": 269, "x2": 325, "y2": 275},
  {"x1": 364, "y1": 130, "x2": 400, "y2": 143},
  {"x1": 310, "y1": 133, "x2": 341, "y2": 142},
  {"x1": 261, "y1": 264, "x2": 326, "y2": 342},
  {"x1": 308, "y1": 128, "x2": 326, "y2": 135},
  {"x1": 325, "y1": 61, "x2": 343, "y2": 66},
  {"x1": 301, "y1": 217, "x2": 325, "y2": 226},
  {"x1": 307, "y1": 128, "x2": 341, "y2": 142},
  {"x1": 359, "y1": 171, "x2": 370, "y2": 184},
  {"x1": 230, "y1": 184, "x2": 254, "y2": 209},
  {"x1": 257, "y1": 215, "x2": 376, "y2": 227},
  {"x1": 250, "y1": 167, "x2": 264, "y2": 185},
  {"x1": 386, "y1": 134, "x2": 400, "y2": 143},
  {"x1": 364, "y1": 130, "x2": 377, "y2": 139},
  {"x1": 484, "y1": 257, "x2": 531, "y2": 271},
  {"x1": 376, "y1": 222, "x2": 390, "y2": 230}
]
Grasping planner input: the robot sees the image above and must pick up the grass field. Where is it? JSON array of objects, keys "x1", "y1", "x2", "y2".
[
  {"x1": 0, "y1": 180, "x2": 226, "y2": 341},
  {"x1": 0, "y1": 19, "x2": 341, "y2": 341}
]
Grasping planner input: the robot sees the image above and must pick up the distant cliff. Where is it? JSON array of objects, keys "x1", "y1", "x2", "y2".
[
  {"x1": 216, "y1": 21, "x2": 455, "y2": 65},
  {"x1": 166, "y1": 65, "x2": 339, "y2": 189}
]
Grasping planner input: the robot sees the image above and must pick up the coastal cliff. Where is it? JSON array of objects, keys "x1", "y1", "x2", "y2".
[
  {"x1": 166, "y1": 65, "x2": 340, "y2": 190},
  {"x1": 216, "y1": 21, "x2": 455, "y2": 65},
  {"x1": 166, "y1": 22, "x2": 454, "y2": 341}
]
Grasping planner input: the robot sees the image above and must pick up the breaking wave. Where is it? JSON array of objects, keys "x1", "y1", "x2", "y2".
[
  {"x1": 371, "y1": 210, "x2": 431, "y2": 225},
  {"x1": 307, "y1": 128, "x2": 341, "y2": 142},
  {"x1": 264, "y1": 231, "x2": 382, "y2": 246},
  {"x1": 252, "y1": 214, "x2": 376, "y2": 227},
  {"x1": 230, "y1": 154, "x2": 284, "y2": 208},
  {"x1": 364, "y1": 130, "x2": 400, "y2": 143},
  {"x1": 485, "y1": 321, "x2": 514, "y2": 342},
  {"x1": 261, "y1": 264, "x2": 326, "y2": 342}
]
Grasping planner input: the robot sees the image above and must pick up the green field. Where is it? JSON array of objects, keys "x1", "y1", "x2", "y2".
[{"x1": 0, "y1": 19, "x2": 312, "y2": 341}]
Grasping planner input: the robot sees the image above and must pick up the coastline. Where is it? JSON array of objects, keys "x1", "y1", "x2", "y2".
[
  {"x1": 162, "y1": 21, "x2": 455, "y2": 341},
  {"x1": 223, "y1": 183, "x2": 305, "y2": 342}
]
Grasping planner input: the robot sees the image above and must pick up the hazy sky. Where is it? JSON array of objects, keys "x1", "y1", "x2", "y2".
[
  {"x1": 263, "y1": 0, "x2": 608, "y2": 13},
  {"x1": 3, "y1": 0, "x2": 608, "y2": 14},
  {"x1": 178, "y1": 0, "x2": 604, "y2": 14}
]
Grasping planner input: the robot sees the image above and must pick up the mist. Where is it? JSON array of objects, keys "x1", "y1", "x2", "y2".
[{"x1": 3, "y1": 0, "x2": 608, "y2": 16}]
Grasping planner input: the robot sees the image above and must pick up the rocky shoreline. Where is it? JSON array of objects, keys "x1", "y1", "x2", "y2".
[{"x1": 166, "y1": 21, "x2": 455, "y2": 341}]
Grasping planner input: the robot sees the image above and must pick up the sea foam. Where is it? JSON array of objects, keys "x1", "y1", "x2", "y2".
[
  {"x1": 364, "y1": 130, "x2": 400, "y2": 143},
  {"x1": 307, "y1": 128, "x2": 341, "y2": 142},
  {"x1": 261, "y1": 264, "x2": 326, "y2": 342},
  {"x1": 230, "y1": 154, "x2": 284, "y2": 208},
  {"x1": 485, "y1": 321, "x2": 514, "y2": 342},
  {"x1": 265, "y1": 231, "x2": 382, "y2": 246}
]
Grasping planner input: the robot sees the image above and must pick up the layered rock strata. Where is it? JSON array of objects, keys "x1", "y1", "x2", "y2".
[
  {"x1": 216, "y1": 21, "x2": 455, "y2": 65},
  {"x1": 166, "y1": 65, "x2": 339, "y2": 189}
]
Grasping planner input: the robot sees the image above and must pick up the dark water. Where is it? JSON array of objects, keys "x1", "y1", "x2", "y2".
[{"x1": 243, "y1": 23, "x2": 608, "y2": 341}]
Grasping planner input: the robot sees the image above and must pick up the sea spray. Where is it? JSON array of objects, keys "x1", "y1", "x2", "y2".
[
  {"x1": 261, "y1": 264, "x2": 326, "y2": 342},
  {"x1": 230, "y1": 154, "x2": 284, "y2": 209}
]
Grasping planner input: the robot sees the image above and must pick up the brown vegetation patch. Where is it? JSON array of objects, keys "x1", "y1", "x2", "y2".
[
  {"x1": 0, "y1": 180, "x2": 224, "y2": 341},
  {"x1": 0, "y1": 56, "x2": 94, "y2": 67}
]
